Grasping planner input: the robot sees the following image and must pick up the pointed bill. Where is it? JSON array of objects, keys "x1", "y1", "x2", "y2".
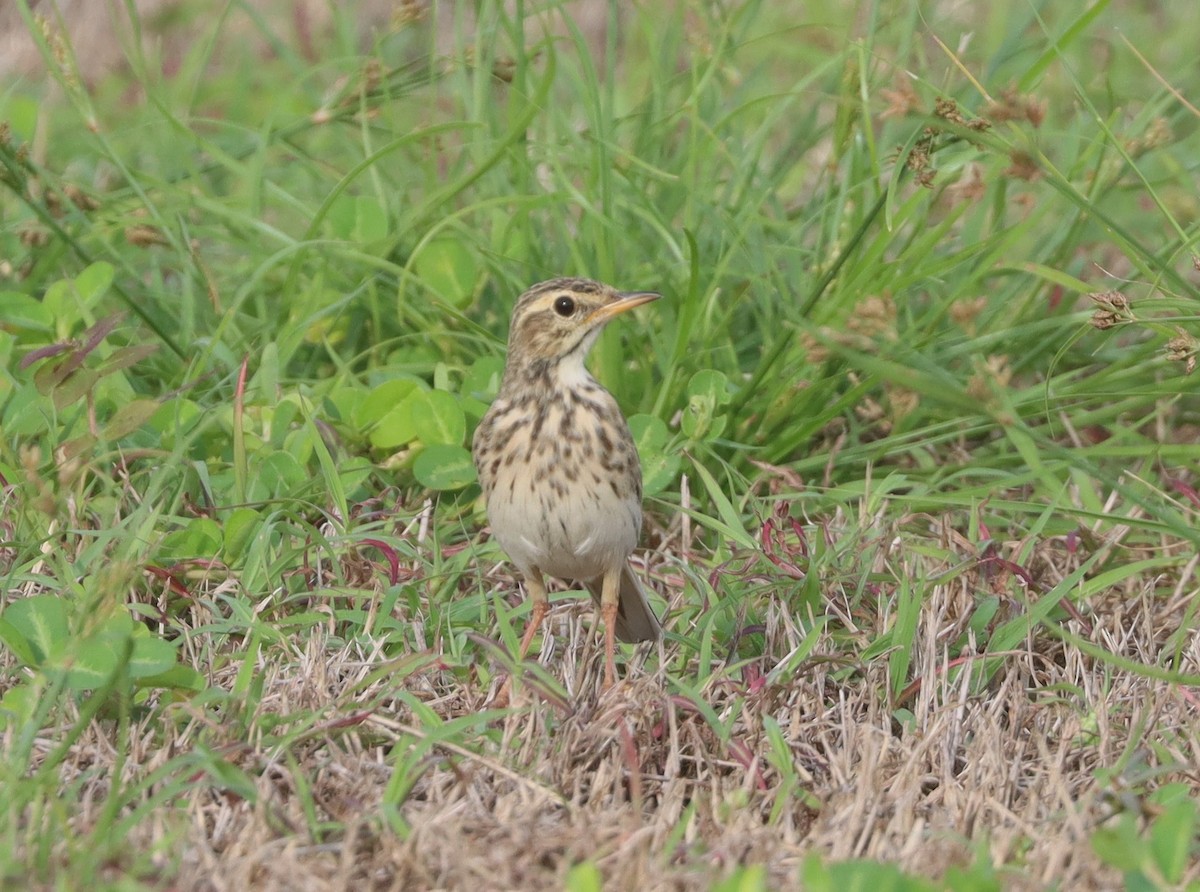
[{"x1": 589, "y1": 290, "x2": 661, "y2": 325}]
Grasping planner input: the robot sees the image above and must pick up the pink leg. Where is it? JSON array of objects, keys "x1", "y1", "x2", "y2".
[
  {"x1": 600, "y1": 566, "x2": 621, "y2": 690},
  {"x1": 496, "y1": 575, "x2": 549, "y2": 707}
]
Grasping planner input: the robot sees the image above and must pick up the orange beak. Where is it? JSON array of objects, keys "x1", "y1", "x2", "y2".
[{"x1": 588, "y1": 290, "x2": 661, "y2": 325}]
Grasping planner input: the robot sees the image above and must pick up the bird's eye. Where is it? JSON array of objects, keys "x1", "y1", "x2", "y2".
[{"x1": 553, "y1": 296, "x2": 576, "y2": 317}]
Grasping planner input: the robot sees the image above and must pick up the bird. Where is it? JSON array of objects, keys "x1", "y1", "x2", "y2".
[{"x1": 472, "y1": 277, "x2": 662, "y2": 691}]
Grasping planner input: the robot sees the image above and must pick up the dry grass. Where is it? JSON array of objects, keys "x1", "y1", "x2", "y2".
[{"x1": 7, "y1": 500, "x2": 1197, "y2": 890}]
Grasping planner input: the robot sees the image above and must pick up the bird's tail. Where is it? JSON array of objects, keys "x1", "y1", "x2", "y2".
[{"x1": 584, "y1": 563, "x2": 662, "y2": 643}]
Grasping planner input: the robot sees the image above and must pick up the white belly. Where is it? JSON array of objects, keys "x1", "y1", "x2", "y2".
[
  {"x1": 485, "y1": 460, "x2": 640, "y2": 581},
  {"x1": 475, "y1": 374, "x2": 644, "y2": 581}
]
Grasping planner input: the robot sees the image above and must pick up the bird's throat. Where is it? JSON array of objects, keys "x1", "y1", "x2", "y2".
[{"x1": 552, "y1": 348, "x2": 594, "y2": 391}]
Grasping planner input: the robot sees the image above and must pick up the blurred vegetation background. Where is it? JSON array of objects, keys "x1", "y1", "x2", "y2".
[{"x1": 1, "y1": 1, "x2": 1198, "y2": 888}]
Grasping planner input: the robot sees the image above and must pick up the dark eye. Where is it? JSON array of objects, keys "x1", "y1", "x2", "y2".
[{"x1": 553, "y1": 296, "x2": 576, "y2": 316}]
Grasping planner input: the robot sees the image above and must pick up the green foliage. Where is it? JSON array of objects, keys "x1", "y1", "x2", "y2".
[
  {"x1": 0, "y1": 0, "x2": 1198, "y2": 887},
  {"x1": 564, "y1": 861, "x2": 604, "y2": 892},
  {"x1": 681, "y1": 369, "x2": 733, "y2": 442},
  {"x1": 711, "y1": 864, "x2": 770, "y2": 892},
  {"x1": 1091, "y1": 787, "x2": 1200, "y2": 889},
  {"x1": 802, "y1": 851, "x2": 1007, "y2": 892},
  {"x1": 412, "y1": 443, "x2": 476, "y2": 489},
  {"x1": 629, "y1": 413, "x2": 681, "y2": 497},
  {"x1": 0, "y1": 596, "x2": 198, "y2": 698},
  {"x1": 801, "y1": 855, "x2": 937, "y2": 891},
  {"x1": 413, "y1": 238, "x2": 481, "y2": 308}
]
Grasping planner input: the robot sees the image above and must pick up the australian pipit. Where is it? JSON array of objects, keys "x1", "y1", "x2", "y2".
[{"x1": 472, "y1": 277, "x2": 662, "y2": 690}]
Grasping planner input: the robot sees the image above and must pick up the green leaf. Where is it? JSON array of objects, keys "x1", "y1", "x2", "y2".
[
  {"x1": 967, "y1": 596, "x2": 1000, "y2": 638},
  {"x1": 413, "y1": 444, "x2": 477, "y2": 490},
  {"x1": 223, "y1": 507, "x2": 262, "y2": 562},
  {"x1": 99, "y1": 344, "x2": 159, "y2": 375},
  {"x1": 818, "y1": 859, "x2": 932, "y2": 892},
  {"x1": 1121, "y1": 871, "x2": 1159, "y2": 892},
  {"x1": 42, "y1": 279, "x2": 75, "y2": 328},
  {"x1": 409, "y1": 390, "x2": 466, "y2": 446},
  {"x1": 356, "y1": 378, "x2": 423, "y2": 426},
  {"x1": 149, "y1": 397, "x2": 202, "y2": 441},
  {"x1": 0, "y1": 616, "x2": 37, "y2": 666},
  {"x1": 159, "y1": 518, "x2": 223, "y2": 560},
  {"x1": 563, "y1": 862, "x2": 603, "y2": 892},
  {"x1": 136, "y1": 663, "x2": 207, "y2": 692},
  {"x1": 1091, "y1": 814, "x2": 1145, "y2": 871},
  {"x1": 336, "y1": 456, "x2": 376, "y2": 497},
  {"x1": 325, "y1": 385, "x2": 367, "y2": 426},
  {"x1": 1147, "y1": 783, "x2": 1193, "y2": 807},
  {"x1": 359, "y1": 380, "x2": 424, "y2": 446},
  {"x1": 1150, "y1": 799, "x2": 1196, "y2": 883},
  {"x1": 2, "y1": 383, "x2": 49, "y2": 436},
  {"x1": 51, "y1": 367, "x2": 98, "y2": 410},
  {"x1": 74, "y1": 261, "x2": 115, "y2": 305},
  {"x1": 201, "y1": 754, "x2": 259, "y2": 801},
  {"x1": 0, "y1": 292, "x2": 54, "y2": 331},
  {"x1": 1018, "y1": 0, "x2": 1113, "y2": 90},
  {"x1": 681, "y1": 368, "x2": 731, "y2": 441},
  {"x1": 326, "y1": 195, "x2": 357, "y2": 239},
  {"x1": 57, "y1": 616, "x2": 178, "y2": 690},
  {"x1": 688, "y1": 457, "x2": 756, "y2": 549},
  {"x1": 128, "y1": 629, "x2": 180, "y2": 679},
  {"x1": 0, "y1": 683, "x2": 37, "y2": 730},
  {"x1": 102, "y1": 398, "x2": 160, "y2": 440},
  {"x1": 414, "y1": 238, "x2": 478, "y2": 308},
  {"x1": 1, "y1": 596, "x2": 69, "y2": 665},
  {"x1": 353, "y1": 196, "x2": 389, "y2": 243},
  {"x1": 67, "y1": 628, "x2": 131, "y2": 690},
  {"x1": 5, "y1": 95, "x2": 38, "y2": 139},
  {"x1": 687, "y1": 369, "x2": 733, "y2": 405},
  {"x1": 371, "y1": 403, "x2": 418, "y2": 448},
  {"x1": 281, "y1": 427, "x2": 315, "y2": 467},
  {"x1": 462, "y1": 356, "x2": 504, "y2": 400},
  {"x1": 628, "y1": 413, "x2": 680, "y2": 497},
  {"x1": 711, "y1": 864, "x2": 768, "y2": 892},
  {"x1": 257, "y1": 451, "x2": 308, "y2": 496}
]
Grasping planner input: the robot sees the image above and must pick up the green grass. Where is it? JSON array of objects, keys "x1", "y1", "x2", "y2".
[{"x1": 2, "y1": 0, "x2": 1199, "y2": 888}]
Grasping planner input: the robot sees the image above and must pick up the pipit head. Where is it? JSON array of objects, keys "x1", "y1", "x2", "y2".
[{"x1": 499, "y1": 277, "x2": 660, "y2": 386}]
